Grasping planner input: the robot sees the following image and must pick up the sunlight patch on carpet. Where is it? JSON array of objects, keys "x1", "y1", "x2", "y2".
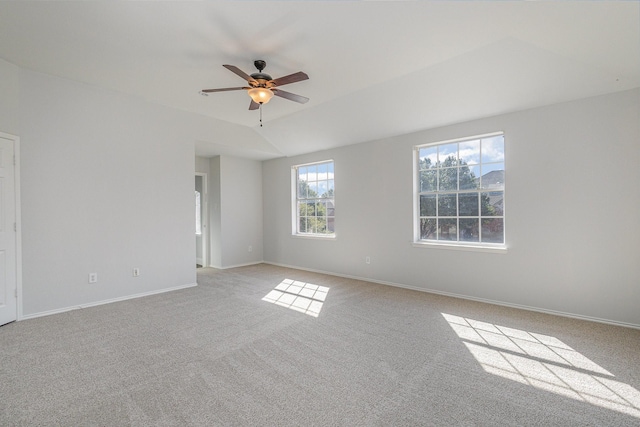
[
  {"x1": 442, "y1": 313, "x2": 640, "y2": 418},
  {"x1": 262, "y1": 279, "x2": 329, "y2": 317}
]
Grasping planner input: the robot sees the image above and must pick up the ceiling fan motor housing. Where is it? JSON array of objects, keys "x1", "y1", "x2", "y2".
[
  {"x1": 250, "y1": 73, "x2": 273, "y2": 86},
  {"x1": 250, "y1": 60, "x2": 272, "y2": 87}
]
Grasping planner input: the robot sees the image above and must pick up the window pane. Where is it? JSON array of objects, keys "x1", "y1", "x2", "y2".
[
  {"x1": 314, "y1": 201, "x2": 322, "y2": 218},
  {"x1": 458, "y1": 193, "x2": 478, "y2": 216},
  {"x1": 438, "y1": 143, "x2": 458, "y2": 164},
  {"x1": 315, "y1": 201, "x2": 328, "y2": 233},
  {"x1": 322, "y1": 219, "x2": 330, "y2": 234},
  {"x1": 420, "y1": 194, "x2": 436, "y2": 216},
  {"x1": 298, "y1": 166, "x2": 307, "y2": 182},
  {"x1": 459, "y1": 218, "x2": 479, "y2": 242},
  {"x1": 326, "y1": 201, "x2": 335, "y2": 216},
  {"x1": 438, "y1": 168, "x2": 457, "y2": 191},
  {"x1": 459, "y1": 165, "x2": 480, "y2": 190},
  {"x1": 418, "y1": 145, "x2": 438, "y2": 165},
  {"x1": 298, "y1": 181, "x2": 307, "y2": 198},
  {"x1": 326, "y1": 217, "x2": 335, "y2": 233},
  {"x1": 308, "y1": 201, "x2": 317, "y2": 216},
  {"x1": 481, "y1": 192, "x2": 503, "y2": 216},
  {"x1": 438, "y1": 194, "x2": 457, "y2": 216},
  {"x1": 420, "y1": 218, "x2": 436, "y2": 240},
  {"x1": 308, "y1": 218, "x2": 317, "y2": 234},
  {"x1": 419, "y1": 146, "x2": 437, "y2": 169},
  {"x1": 307, "y1": 165, "x2": 317, "y2": 182},
  {"x1": 317, "y1": 180, "x2": 328, "y2": 197},
  {"x1": 299, "y1": 217, "x2": 308, "y2": 233},
  {"x1": 481, "y1": 163, "x2": 505, "y2": 189},
  {"x1": 438, "y1": 218, "x2": 457, "y2": 241},
  {"x1": 419, "y1": 157, "x2": 436, "y2": 171},
  {"x1": 481, "y1": 218, "x2": 504, "y2": 243},
  {"x1": 317, "y1": 163, "x2": 328, "y2": 180},
  {"x1": 299, "y1": 201, "x2": 309, "y2": 217},
  {"x1": 459, "y1": 140, "x2": 480, "y2": 165},
  {"x1": 308, "y1": 182, "x2": 318, "y2": 197},
  {"x1": 420, "y1": 170, "x2": 437, "y2": 192},
  {"x1": 481, "y1": 135, "x2": 505, "y2": 163}
]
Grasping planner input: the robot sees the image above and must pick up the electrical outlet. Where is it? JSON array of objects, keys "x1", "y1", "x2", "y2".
[
  {"x1": 133, "y1": 268, "x2": 140, "y2": 277},
  {"x1": 365, "y1": 256, "x2": 371, "y2": 264},
  {"x1": 88, "y1": 273, "x2": 98, "y2": 283}
]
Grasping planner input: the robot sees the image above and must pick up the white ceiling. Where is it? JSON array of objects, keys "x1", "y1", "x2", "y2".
[{"x1": 1, "y1": 1, "x2": 638, "y2": 159}]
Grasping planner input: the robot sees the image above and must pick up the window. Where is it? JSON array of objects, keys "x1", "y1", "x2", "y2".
[
  {"x1": 415, "y1": 133, "x2": 505, "y2": 247},
  {"x1": 293, "y1": 160, "x2": 335, "y2": 237}
]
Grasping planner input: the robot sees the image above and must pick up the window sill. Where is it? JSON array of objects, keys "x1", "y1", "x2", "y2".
[
  {"x1": 292, "y1": 234, "x2": 336, "y2": 241},
  {"x1": 412, "y1": 241, "x2": 506, "y2": 254}
]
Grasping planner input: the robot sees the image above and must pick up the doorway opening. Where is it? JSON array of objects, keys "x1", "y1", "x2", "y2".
[
  {"x1": 195, "y1": 173, "x2": 207, "y2": 269},
  {"x1": 0, "y1": 132, "x2": 20, "y2": 326}
]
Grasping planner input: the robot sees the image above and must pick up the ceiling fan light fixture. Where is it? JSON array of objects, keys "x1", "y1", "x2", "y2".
[{"x1": 248, "y1": 87, "x2": 274, "y2": 104}]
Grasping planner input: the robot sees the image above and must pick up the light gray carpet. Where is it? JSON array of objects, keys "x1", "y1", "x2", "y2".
[{"x1": 1, "y1": 264, "x2": 639, "y2": 426}]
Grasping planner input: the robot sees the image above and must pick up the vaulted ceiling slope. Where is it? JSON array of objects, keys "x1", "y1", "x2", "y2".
[{"x1": 1, "y1": 2, "x2": 638, "y2": 159}]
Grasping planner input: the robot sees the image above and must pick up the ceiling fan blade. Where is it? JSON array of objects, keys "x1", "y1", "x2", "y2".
[
  {"x1": 272, "y1": 88, "x2": 309, "y2": 104},
  {"x1": 249, "y1": 100, "x2": 260, "y2": 110},
  {"x1": 271, "y1": 71, "x2": 309, "y2": 87},
  {"x1": 223, "y1": 64, "x2": 257, "y2": 83},
  {"x1": 201, "y1": 87, "x2": 249, "y2": 93}
]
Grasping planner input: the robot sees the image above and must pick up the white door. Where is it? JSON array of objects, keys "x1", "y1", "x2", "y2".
[{"x1": 0, "y1": 136, "x2": 17, "y2": 326}]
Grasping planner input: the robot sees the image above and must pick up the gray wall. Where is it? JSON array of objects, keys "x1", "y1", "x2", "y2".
[
  {"x1": 0, "y1": 59, "x2": 267, "y2": 318},
  {"x1": 16, "y1": 68, "x2": 196, "y2": 316},
  {"x1": 0, "y1": 60, "x2": 20, "y2": 135},
  {"x1": 208, "y1": 156, "x2": 222, "y2": 268},
  {"x1": 263, "y1": 88, "x2": 640, "y2": 327},
  {"x1": 218, "y1": 155, "x2": 264, "y2": 268},
  {"x1": 200, "y1": 155, "x2": 263, "y2": 269}
]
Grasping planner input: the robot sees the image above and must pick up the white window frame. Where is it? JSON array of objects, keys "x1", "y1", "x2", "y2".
[
  {"x1": 413, "y1": 132, "x2": 506, "y2": 252},
  {"x1": 291, "y1": 160, "x2": 335, "y2": 239}
]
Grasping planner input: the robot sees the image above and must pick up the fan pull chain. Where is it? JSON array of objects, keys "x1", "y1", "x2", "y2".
[{"x1": 259, "y1": 104, "x2": 263, "y2": 127}]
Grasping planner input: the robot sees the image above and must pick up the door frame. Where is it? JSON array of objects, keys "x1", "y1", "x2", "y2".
[
  {"x1": 0, "y1": 131, "x2": 22, "y2": 322},
  {"x1": 195, "y1": 172, "x2": 208, "y2": 268}
]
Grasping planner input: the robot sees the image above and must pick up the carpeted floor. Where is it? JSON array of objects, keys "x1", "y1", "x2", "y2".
[{"x1": 1, "y1": 264, "x2": 639, "y2": 426}]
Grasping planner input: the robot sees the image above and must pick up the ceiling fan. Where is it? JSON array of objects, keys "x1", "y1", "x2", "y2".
[{"x1": 201, "y1": 60, "x2": 309, "y2": 111}]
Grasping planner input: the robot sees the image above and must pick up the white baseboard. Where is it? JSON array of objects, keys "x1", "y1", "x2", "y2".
[
  {"x1": 207, "y1": 261, "x2": 264, "y2": 270},
  {"x1": 19, "y1": 282, "x2": 198, "y2": 321},
  {"x1": 263, "y1": 261, "x2": 640, "y2": 330}
]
